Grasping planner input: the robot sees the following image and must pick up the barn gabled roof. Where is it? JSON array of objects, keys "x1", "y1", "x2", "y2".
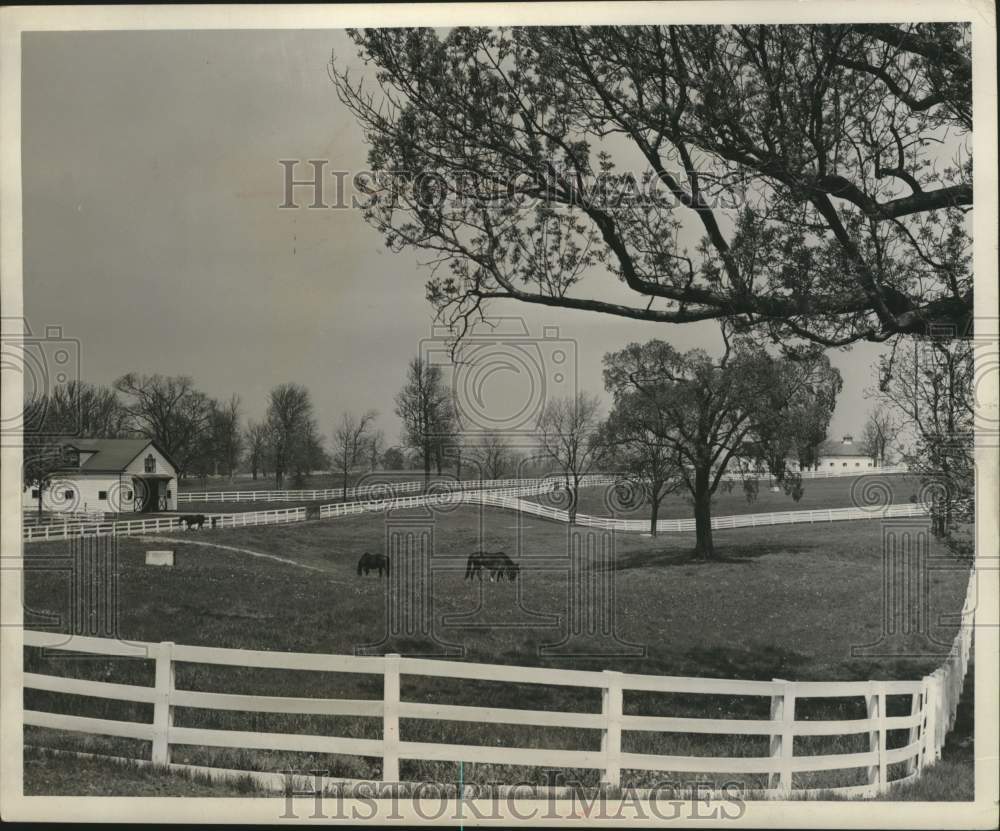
[{"x1": 56, "y1": 438, "x2": 178, "y2": 473}]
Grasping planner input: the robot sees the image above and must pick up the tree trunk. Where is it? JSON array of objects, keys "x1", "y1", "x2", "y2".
[
  {"x1": 693, "y1": 469, "x2": 716, "y2": 559},
  {"x1": 567, "y1": 480, "x2": 578, "y2": 524},
  {"x1": 423, "y1": 443, "x2": 431, "y2": 493},
  {"x1": 38, "y1": 488, "x2": 44, "y2": 518},
  {"x1": 649, "y1": 496, "x2": 659, "y2": 537}
]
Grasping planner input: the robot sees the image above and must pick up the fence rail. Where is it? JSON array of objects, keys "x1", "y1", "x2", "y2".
[
  {"x1": 176, "y1": 476, "x2": 576, "y2": 504},
  {"x1": 483, "y1": 494, "x2": 934, "y2": 532},
  {"x1": 21, "y1": 570, "x2": 975, "y2": 798},
  {"x1": 175, "y1": 466, "x2": 911, "y2": 504},
  {"x1": 23, "y1": 475, "x2": 923, "y2": 544}
]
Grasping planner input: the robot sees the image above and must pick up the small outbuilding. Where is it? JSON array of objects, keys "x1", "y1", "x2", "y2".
[{"x1": 22, "y1": 438, "x2": 179, "y2": 514}]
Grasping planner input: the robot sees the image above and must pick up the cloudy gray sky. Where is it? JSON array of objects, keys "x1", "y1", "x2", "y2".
[{"x1": 23, "y1": 29, "x2": 887, "y2": 447}]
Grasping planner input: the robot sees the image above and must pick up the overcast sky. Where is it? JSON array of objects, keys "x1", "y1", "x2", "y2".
[{"x1": 22, "y1": 29, "x2": 888, "y2": 448}]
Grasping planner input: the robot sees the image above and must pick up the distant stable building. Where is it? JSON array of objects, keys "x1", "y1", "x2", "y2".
[
  {"x1": 22, "y1": 438, "x2": 179, "y2": 514},
  {"x1": 812, "y1": 435, "x2": 879, "y2": 471}
]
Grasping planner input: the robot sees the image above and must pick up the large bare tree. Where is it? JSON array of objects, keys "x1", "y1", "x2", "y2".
[
  {"x1": 265, "y1": 383, "x2": 323, "y2": 489},
  {"x1": 114, "y1": 373, "x2": 214, "y2": 475},
  {"x1": 333, "y1": 24, "x2": 972, "y2": 347},
  {"x1": 394, "y1": 357, "x2": 453, "y2": 491}
]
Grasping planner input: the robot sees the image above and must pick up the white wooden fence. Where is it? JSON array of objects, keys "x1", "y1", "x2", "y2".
[
  {"x1": 22, "y1": 476, "x2": 923, "y2": 544},
  {"x1": 176, "y1": 477, "x2": 576, "y2": 504},
  {"x1": 175, "y1": 467, "x2": 911, "y2": 504},
  {"x1": 21, "y1": 507, "x2": 307, "y2": 543},
  {"x1": 480, "y1": 492, "x2": 934, "y2": 532},
  {"x1": 21, "y1": 570, "x2": 975, "y2": 798}
]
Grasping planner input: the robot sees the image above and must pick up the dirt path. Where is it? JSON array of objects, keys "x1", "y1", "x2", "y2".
[{"x1": 136, "y1": 535, "x2": 348, "y2": 584}]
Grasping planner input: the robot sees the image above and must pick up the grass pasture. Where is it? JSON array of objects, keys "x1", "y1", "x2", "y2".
[
  {"x1": 22, "y1": 501, "x2": 972, "y2": 796},
  {"x1": 526, "y1": 474, "x2": 924, "y2": 521}
]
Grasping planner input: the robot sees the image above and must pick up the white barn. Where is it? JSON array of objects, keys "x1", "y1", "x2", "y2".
[
  {"x1": 22, "y1": 438, "x2": 179, "y2": 515},
  {"x1": 811, "y1": 435, "x2": 878, "y2": 471}
]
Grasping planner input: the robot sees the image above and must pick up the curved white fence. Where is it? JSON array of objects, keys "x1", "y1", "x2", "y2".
[
  {"x1": 477, "y1": 492, "x2": 933, "y2": 532},
  {"x1": 176, "y1": 466, "x2": 912, "y2": 504},
  {"x1": 22, "y1": 475, "x2": 924, "y2": 544},
  {"x1": 176, "y1": 476, "x2": 573, "y2": 504},
  {"x1": 21, "y1": 570, "x2": 975, "y2": 799}
]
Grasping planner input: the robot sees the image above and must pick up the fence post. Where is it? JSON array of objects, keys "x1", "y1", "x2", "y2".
[
  {"x1": 600, "y1": 671, "x2": 623, "y2": 789},
  {"x1": 922, "y1": 672, "x2": 939, "y2": 768},
  {"x1": 768, "y1": 679, "x2": 794, "y2": 795},
  {"x1": 151, "y1": 641, "x2": 175, "y2": 766},
  {"x1": 383, "y1": 653, "x2": 401, "y2": 783},
  {"x1": 905, "y1": 690, "x2": 922, "y2": 776}
]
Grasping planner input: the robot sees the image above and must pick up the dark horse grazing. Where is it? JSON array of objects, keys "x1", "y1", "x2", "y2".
[
  {"x1": 465, "y1": 551, "x2": 519, "y2": 582},
  {"x1": 357, "y1": 552, "x2": 390, "y2": 577},
  {"x1": 180, "y1": 514, "x2": 206, "y2": 530}
]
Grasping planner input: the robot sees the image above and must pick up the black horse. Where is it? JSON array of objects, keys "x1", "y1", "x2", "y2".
[
  {"x1": 357, "y1": 552, "x2": 390, "y2": 577},
  {"x1": 180, "y1": 514, "x2": 207, "y2": 530},
  {"x1": 465, "y1": 551, "x2": 519, "y2": 582}
]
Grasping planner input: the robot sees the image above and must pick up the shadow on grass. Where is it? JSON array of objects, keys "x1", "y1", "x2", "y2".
[{"x1": 606, "y1": 539, "x2": 822, "y2": 571}]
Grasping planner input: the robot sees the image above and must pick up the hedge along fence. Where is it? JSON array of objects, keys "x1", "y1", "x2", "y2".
[{"x1": 21, "y1": 571, "x2": 975, "y2": 798}]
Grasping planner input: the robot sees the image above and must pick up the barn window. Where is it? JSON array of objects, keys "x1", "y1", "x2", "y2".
[
  {"x1": 98, "y1": 490, "x2": 108, "y2": 500},
  {"x1": 64, "y1": 489, "x2": 74, "y2": 499},
  {"x1": 166, "y1": 489, "x2": 172, "y2": 498},
  {"x1": 31, "y1": 489, "x2": 39, "y2": 498},
  {"x1": 144, "y1": 454, "x2": 156, "y2": 473},
  {"x1": 842, "y1": 462, "x2": 847, "y2": 467},
  {"x1": 124, "y1": 489, "x2": 133, "y2": 500},
  {"x1": 855, "y1": 463, "x2": 860, "y2": 467}
]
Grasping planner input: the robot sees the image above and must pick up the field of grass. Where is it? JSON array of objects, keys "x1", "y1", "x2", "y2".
[
  {"x1": 526, "y1": 474, "x2": 924, "y2": 520},
  {"x1": 21, "y1": 501, "x2": 972, "y2": 795}
]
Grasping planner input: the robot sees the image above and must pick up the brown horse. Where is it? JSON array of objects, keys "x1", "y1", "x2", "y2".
[{"x1": 465, "y1": 551, "x2": 519, "y2": 582}]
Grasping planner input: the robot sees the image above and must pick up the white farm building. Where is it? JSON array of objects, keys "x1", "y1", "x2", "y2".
[
  {"x1": 811, "y1": 435, "x2": 879, "y2": 471},
  {"x1": 22, "y1": 438, "x2": 179, "y2": 515}
]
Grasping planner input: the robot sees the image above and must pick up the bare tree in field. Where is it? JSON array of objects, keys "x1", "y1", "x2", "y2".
[
  {"x1": 209, "y1": 394, "x2": 244, "y2": 480},
  {"x1": 536, "y1": 393, "x2": 607, "y2": 524},
  {"x1": 367, "y1": 428, "x2": 385, "y2": 471},
  {"x1": 860, "y1": 406, "x2": 901, "y2": 465},
  {"x1": 114, "y1": 373, "x2": 214, "y2": 476},
  {"x1": 332, "y1": 410, "x2": 378, "y2": 495},
  {"x1": 31, "y1": 381, "x2": 130, "y2": 439},
  {"x1": 265, "y1": 383, "x2": 321, "y2": 489},
  {"x1": 876, "y1": 337, "x2": 973, "y2": 540},
  {"x1": 245, "y1": 420, "x2": 270, "y2": 481},
  {"x1": 394, "y1": 357, "x2": 452, "y2": 492},
  {"x1": 471, "y1": 432, "x2": 513, "y2": 480},
  {"x1": 334, "y1": 24, "x2": 972, "y2": 346}
]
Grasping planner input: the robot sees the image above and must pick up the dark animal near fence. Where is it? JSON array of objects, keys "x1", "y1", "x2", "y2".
[
  {"x1": 180, "y1": 514, "x2": 206, "y2": 530},
  {"x1": 357, "y1": 552, "x2": 390, "y2": 577},
  {"x1": 465, "y1": 550, "x2": 519, "y2": 582}
]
